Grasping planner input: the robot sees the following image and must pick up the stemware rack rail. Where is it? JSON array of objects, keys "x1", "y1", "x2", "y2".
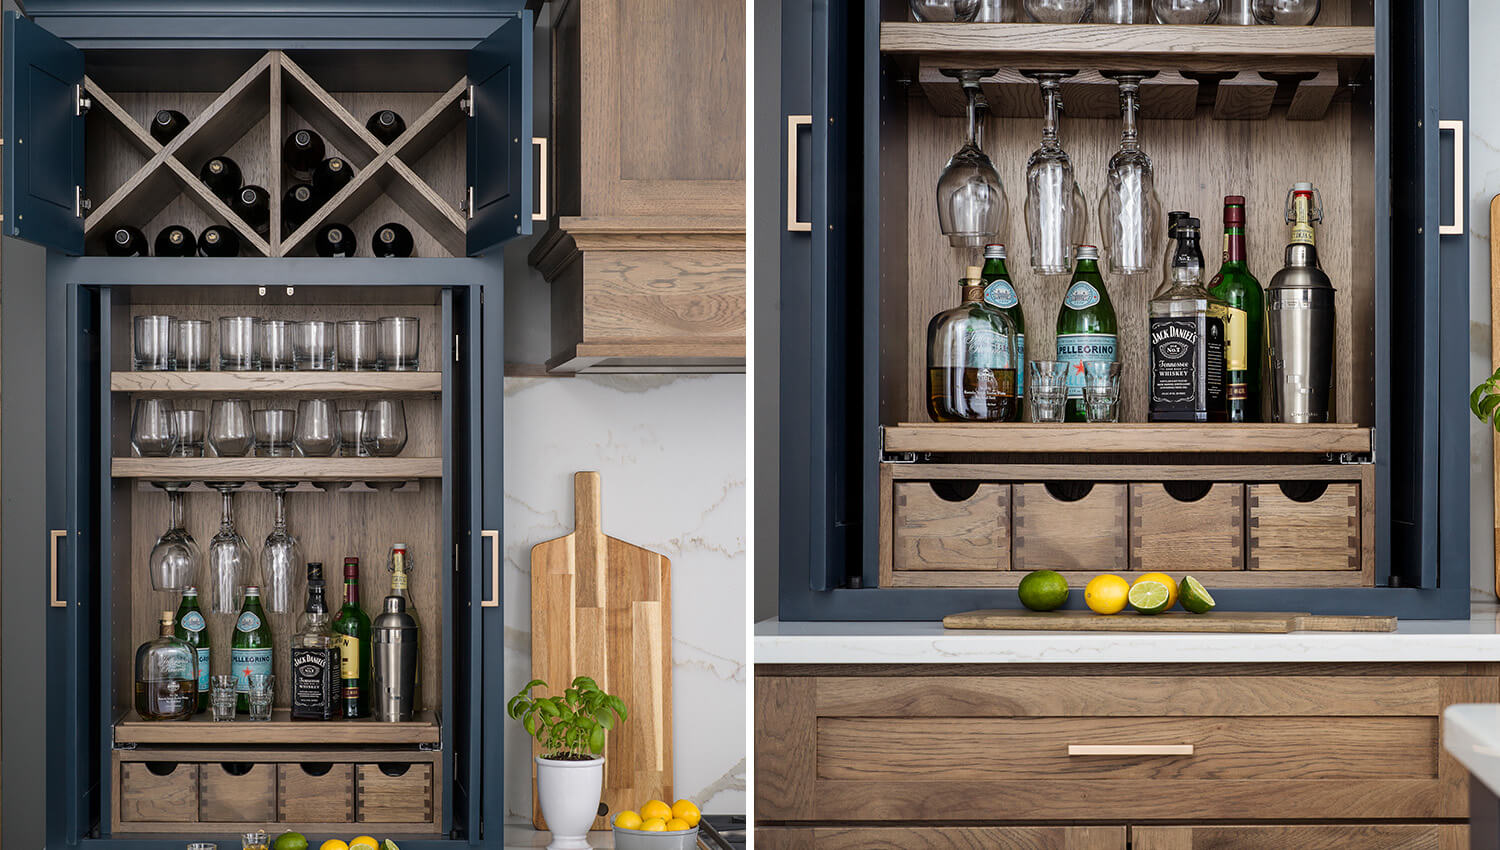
[{"x1": 111, "y1": 370, "x2": 442, "y2": 395}]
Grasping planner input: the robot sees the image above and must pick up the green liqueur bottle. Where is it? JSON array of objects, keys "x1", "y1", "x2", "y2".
[
  {"x1": 1207, "y1": 195, "x2": 1264, "y2": 422},
  {"x1": 232, "y1": 585, "x2": 273, "y2": 712},
  {"x1": 332, "y1": 557, "x2": 372, "y2": 718},
  {"x1": 926, "y1": 265, "x2": 1019, "y2": 422},
  {"x1": 174, "y1": 586, "x2": 211, "y2": 712},
  {"x1": 980, "y1": 244, "x2": 1026, "y2": 421},
  {"x1": 1055, "y1": 245, "x2": 1117, "y2": 422}
]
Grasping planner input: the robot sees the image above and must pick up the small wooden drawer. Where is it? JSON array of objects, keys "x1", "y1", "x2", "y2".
[
  {"x1": 1133, "y1": 824, "x2": 1467, "y2": 850},
  {"x1": 1248, "y1": 482, "x2": 1359, "y2": 570},
  {"x1": 1013, "y1": 483, "x2": 1127, "y2": 572},
  {"x1": 357, "y1": 762, "x2": 434, "y2": 824},
  {"x1": 199, "y1": 762, "x2": 276, "y2": 823},
  {"x1": 893, "y1": 481, "x2": 1010, "y2": 573},
  {"x1": 118, "y1": 762, "x2": 198, "y2": 823},
  {"x1": 1130, "y1": 482, "x2": 1244, "y2": 572},
  {"x1": 278, "y1": 763, "x2": 354, "y2": 824}
]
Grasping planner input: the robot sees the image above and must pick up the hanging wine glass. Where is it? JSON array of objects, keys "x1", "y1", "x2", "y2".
[
  {"x1": 258, "y1": 483, "x2": 302, "y2": 614},
  {"x1": 936, "y1": 69, "x2": 1008, "y2": 250},
  {"x1": 1023, "y1": 71, "x2": 1084, "y2": 275},
  {"x1": 205, "y1": 483, "x2": 254, "y2": 614},
  {"x1": 1099, "y1": 73, "x2": 1163, "y2": 276},
  {"x1": 147, "y1": 484, "x2": 200, "y2": 592}
]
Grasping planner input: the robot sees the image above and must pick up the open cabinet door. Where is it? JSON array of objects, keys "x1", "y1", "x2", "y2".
[
  {"x1": 477, "y1": 270, "x2": 506, "y2": 842},
  {"x1": 466, "y1": 11, "x2": 534, "y2": 256},
  {"x1": 2, "y1": 11, "x2": 84, "y2": 255}
]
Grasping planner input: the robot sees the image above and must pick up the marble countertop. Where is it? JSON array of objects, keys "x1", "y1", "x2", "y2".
[
  {"x1": 503, "y1": 826, "x2": 616, "y2": 848},
  {"x1": 755, "y1": 599, "x2": 1500, "y2": 665},
  {"x1": 1443, "y1": 703, "x2": 1500, "y2": 796}
]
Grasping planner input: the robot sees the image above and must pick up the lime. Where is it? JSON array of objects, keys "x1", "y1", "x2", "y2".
[
  {"x1": 383, "y1": 842, "x2": 401, "y2": 850},
  {"x1": 1127, "y1": 579, "x2": 1171, "y2": 614},
  {"x1": 1018, "y1": 570, "x2": 1070, "y2": 611},
  {"x1": 272, "y1": 833, "x2": 309, "y2": 850},
  {"x1": 1179, "y1": 576, "x2": 1216, "y2": 614},
  {"x1": 1133, "y1": 572, "x2": 1179, "y2": 609},
  {"x1": 1084, "y1": 574, "x2": 1130, "y2": 615}
]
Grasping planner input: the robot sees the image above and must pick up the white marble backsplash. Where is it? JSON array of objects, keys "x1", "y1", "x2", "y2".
[
  {"x1": 502, "y1": 374, "x2": 747, "y2": 819},
  {"x1": 1472, "y1": 2, "x2": 1499, "y2": 600}
]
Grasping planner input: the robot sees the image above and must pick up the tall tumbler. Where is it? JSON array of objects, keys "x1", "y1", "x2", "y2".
[
  {"x1": 257, "y1": 320, "x2": 295, "y2": 371},
  {"x1": 377, "y1": 317, "x2": 420, "y2": 371},
  {"x1": 339, "y1": 408, "x2": 370, "y2": 457},
  {"x1": 171, "y1": 319, "x2": 211, "y2": 371},
  {"x1": 1096, "y1": 0, "x2": 1151, "y2": 21},
  {"x1": 294, "y1": 320, "x2": 335, "y2": 371},
  {"x1": 1218, "y1": 0, "x2": 1257, "y2": 23},
  {"x1": 133, "y1": 315, "x2": 174, "y2": 371},
  {"x1": 218, "y1": 316, "x2": 259, "y2": 371}
]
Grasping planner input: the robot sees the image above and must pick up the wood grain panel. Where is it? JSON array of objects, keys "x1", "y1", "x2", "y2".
[
  {"x1": 198, "y1": 762, "x2": 276, "y2": 823},
  {"x1": 277, "y1": 763, "x2": 354, "y2": 824},
  {"x1": 579, "y1": 250, "x2": 745, "y2": 340},
  {"x1": 113, "y1": 457, "x2": 442, "y2": 481},
  {"x1": 356, "y1": 762, "x2": 433, "y2": 824},
  {"x1": 112, "y1": 370, "x2": 442, "y2": 395},
  {"x1": 1132, "y1": 824, "x2": 1467, "y2": 850},
  {"x1": 1213, "y1": 71, "x2": 1277, "y2": 121},
  {"x1": 1012, "y1": 483, "x2": 1127, "y2": 571},
  {"x1": 760, "y1": 826, "x2": 1127, "y2": 850},
  {"x1": 115, "y1": 709, "x2": 440, "y2": 745},
  {"x1": 118, "y1": 762, "x2": 198, "y2": 823},
  {"x1": 755, "y1": 677, "x2": 817, "y2": 820},
  {"x1": 1247, "y1": 482, "x2": 1359, "y2": 570},
  {"x1": 893, "y1": 482, "x2": 1010, "y2": 571},
  {"x1": 883, "y1": 423, "x2": 1373, "y2": 454},
  {"x1": 1130, "y1": 482, "x2": 1243, "y2": 571}
]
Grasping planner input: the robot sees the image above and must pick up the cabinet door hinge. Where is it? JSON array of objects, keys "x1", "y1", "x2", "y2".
[
  {"x1": 461, "y1": 186, "x2": 475, "y2": 220},
  {"x1": 75, "y1": 186, "x2": 91, "y2": 218},
  {"x1": 75, "y1": 85, "x2": 91, "y2": 116},
  {"x1": 454, "y1": 334, "x2": 461, "y2": 363},
  {"x1": 459, "y1": 84, "x2": 475, "y2": 117}
]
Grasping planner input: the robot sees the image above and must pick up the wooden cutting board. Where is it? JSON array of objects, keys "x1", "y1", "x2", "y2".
[
  {"x1": 944, "y1": 609, "x2": 1397, "y2": 633},
  {"x1": 531, "y1": 471, "x2": 673, "y2": 830}
]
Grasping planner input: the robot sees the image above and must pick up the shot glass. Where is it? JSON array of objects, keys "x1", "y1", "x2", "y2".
[
  {"x1": 169, "y1": 408, "x2": 206, "y2": 457},
  {"x1": 294, "y1": 320, "x2": 335, "y2": 370},
  {"x1": 209, "y1": 399, "x2": 254, "y2": 457},
  {"x1": 170, "y1": 319, "x2": 210, "y2": 371},
  {"x1": 1028, "y1": 360, "x2": 1070, "y2": 423},
  {"x1": 256, "y1": 319, "x2": 295, "y2": 372},
  {"x1": 131, "y1": 398, "x2": 178, "y2": 457},
  {"x1": 252, "y1": 409, "x2": 296, "y2": 457},
  {"x1": 209, "y1": 674, "x2": 237, "y2": 721},
  {"x1": 362, "y1": 399, "x2": 408, "y2": 457},
  {"x1": 133, "y1": 314, "x2": 174, "y2": 371},
  {"x1": 338, "y1": 408, "x2": 370, "y2": 457},
  {"x1": 337, "y1": 319, "x2": 379, "y2": 371},
  {"x1": 293, "y1": 399, "x2": 341, "y2": 457},
  {"x1": 377, "y1": 316, "x2": 420, "y2": 371},
  {"x1": 218, "y1": 316, "x2": 259, "y2": 371},
  {"x1": 1082, "y1": 361, "x2": 1122, "y2": 423},
  {"x1": 241, "y1": 830, "x2": 269, "y2": 850},
  {"x1": 246, "y1": 674, "x2": 274, "y2": 721}
]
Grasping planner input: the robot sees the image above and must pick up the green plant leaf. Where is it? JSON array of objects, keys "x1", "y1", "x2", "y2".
[
  {"x1": 537, "y1": 699, "x2": 561, "y2": 718},
  {"x1": 573, "y1": 676, "x2": 598, "y2": 691},
  {"x1": 524, "y1": 711, "x2": 537, "y2": 737},
  {"x1": 596, "y1": 709, "x2": 615, "y2": 729},
  {"x1": 589, "y1": 725, "x2": 606, "y2": 754}
]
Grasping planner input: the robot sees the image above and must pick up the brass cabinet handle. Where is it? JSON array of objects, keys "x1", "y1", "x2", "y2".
[
  {"x1": 481, "y1": 529, "x2": 500, "y2": 608},
  {"x1": 532, "y1": 137, "x2": 548, "y2": 222},
  {"x1": 49, "y1": 530, "x2": 67, "y2": 608},
  {"x1": 1067, "y1": 744, "x2": 1194, "y2": 756},
  {"x1": 787, "y1": 114, "x2": 812, "y2": 232},
  {"x1": 1440, "y1": 120, "x2": 1465, "y2": 236}
]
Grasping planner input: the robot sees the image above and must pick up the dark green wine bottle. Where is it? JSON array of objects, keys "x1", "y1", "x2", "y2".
[
  {"x1": 331, "y1": 557, "x2": 372, "y2": 718},
  {"x1": 1207, "y1": 196, "x2": 1264, "y2": 422},
  {"x1": 1054, "y1": 245, "x2": 1117, "y2": 422}
]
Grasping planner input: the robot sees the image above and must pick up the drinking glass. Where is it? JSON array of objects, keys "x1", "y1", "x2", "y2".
[
  {"x1": 1251, "y1": 0, "x2": 1318, "y2": 24},
  {"x1": 1095, "y1": 0, "x2": 1151, "y2": 21},
  {"x1": 339, "y1": 408, "x2": 370, "y2": 457},
  {"x1": 294, "y1": 320, "x2": 335, "y2": 370},
  {"x1": 246, "y1": 674, "x2": 274, "y2": 721},
  {"x1": 293, "y1": 398, "x2": 341, "y2": 457},
  {"x1": 252, "y1": 409, "x2": 296, "y2": 457},
  {"x1": 337, "y1": 319, "x2": 379, "y2": 370},
  {"x1": 131, "y1": 398, "x2": 178, "y2": 457},
  {"x1": 171, "y1": 319, "x2": 211, "y2": 371},
  {"x1": 1218, "y1": 0, "x2": 1256, "y2": 23},
  {"x1": 1023, "y1": 0, "x2": 1092, "y2": 22},
  {"x1": 1029, "y1": 360, "x2": 1070, "y2": 423},
  {"x1": 133, "y1": 314, "x2": 174, "y2": 371},
  {"x1": 242, "y1": 829, "x2": 269, "y2": 850},
  {"x1": 258, "y1": 484, "x2": 302, "y2": 614},
  {"x1": 209, "y1": 399, "x2": 254, "y2": 457},
  {"x1": 206, "y1": 485, "x2": 253, "y2": 614},
  {"x1": 975, "y1": 0, "x2": 1018, "y2": 20},
  {"x1": 1153, "y1": 0, "x2": 1220, "y2": 23},
  {"x1": 936, "y1": 71, "x2": 1008, "y2": 249},
  {"x1": 362, "y1": 399, "x2": 408, "y2": 457},
  {"x1": 1024, "y1": 72, "x2": 1086, "y2": 275},
  {"x1": 1098, "y1": 74, "x2": 1162, "y2": 275},
  {"x1": 148, "y1": 487, "x2": 200, "y2": 592},
  {"x1": 170, "y1": 409, "x2": 205, "y2": 457},
  {"x1": 378, "y1": 317, "x2": 420, "y2": 371},
  {"x1": 1082, "y1": 361, "x2": 1122, "y2": 422},
  {"x1": 218, "y1": 316, "x2": 259, "y2": 371},
  {"x1": 209, "y1": 674, "x2": 237, "y2": 721},
  {"x1": 256, "y1": 319, "x2": 295, "y2": 371},
  {"x1": 909, "y1": 0, "x2": 980, "y2": 20}
]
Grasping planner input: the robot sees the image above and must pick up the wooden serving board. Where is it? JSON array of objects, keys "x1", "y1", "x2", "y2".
[
  {"x1": 943, "y1": 609, "x2": 1397, "y2": 633},
  {"x1": 531, "y1": 471, "x2": 673, "y2": 830}
]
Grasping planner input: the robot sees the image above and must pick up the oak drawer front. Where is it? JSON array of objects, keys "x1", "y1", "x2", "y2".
[
  {"x1": 1130, "y1": 483, "x2": 1244, "y2": 571},
  {"x1": 1132, "y1": 824, "x2": 1468, "y2": 850},
  {"x1": 199, "y1": 762, "x2": 276, "y2": 823},
  {"x1": 1247, "y1": 482, "x2": 1359, "y2": 570},
  {"x1": 356, "y1": 762, "x2": 434, "y2": 823},
  {"x1": 1013, "y1": 483, "x2": 1127, "y2": 572},
  {"x1": 278, "y1": 763, "x2": 354, "y2": 824},
  {"x1": 893, "y1": 481, "x2": 1010, "y2": 577},
  {"x1": 119, "y1": 762, "x2": 198, "y2": 823},
  {"x1": 756, "y1": 826, "x2": 1126, "y2": 849}
]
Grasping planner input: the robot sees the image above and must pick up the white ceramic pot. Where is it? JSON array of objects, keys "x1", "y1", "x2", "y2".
[{"x1": 536, "y1": 755, "x2": 605, "y2": 850}]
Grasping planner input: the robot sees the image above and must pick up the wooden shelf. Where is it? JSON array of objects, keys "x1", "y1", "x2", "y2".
[
  {"x1": 883, "y1": 423, "x2": 1373, "y2": 455},
  {"x1": 111, "y1": 370, "x2": 442, "y2": 394},
  {"x1": 112, "y1": 457, "x2": 442, "y2": 481},
  {"x1": 547, "y1": 340, "x2": 747, "y2": 374},
  {"x1": 113, "y1": 708, "x2": 440, "y2": 746}
]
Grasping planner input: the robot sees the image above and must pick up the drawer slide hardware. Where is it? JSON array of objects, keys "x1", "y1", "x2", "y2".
[{"x1": 1068, "y1": 744, "x2": 1194, "y2": 756}]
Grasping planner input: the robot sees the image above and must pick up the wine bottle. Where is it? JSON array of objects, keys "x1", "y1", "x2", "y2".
[
  {"x1": 151, "y1": 109, "x2": 189, "y2": 145},
  {"x1": 231, "y1": 185, "x2": 270, "y2": 234},
  {"x1": 315, "y1": 223, "x2": 356, "y2": 257},
  {"x1": 367, "y1": 110, "x2": 406, "y2": 146},
  {"x1": 312, "y1": 157, "x2": 353, "y2": 199},
  {"x1": 154, "y1": 226, "x2": 197, "y2": 257},
  {"x1": 198, "y1": 225, "x2": 241, "y2": 257},
  {"x1": 106, "y1": 225, "x2": 149, "y2": 257},
  {"x1": 282, "y1": 129, "x2": 326, "y2": 181},
  {"x1": 199, "y1": 156, "x2": 242, "y2": 202},
  {"x1": 283, "y1": 183, "x2": 319, "y2": 234},
  {"x1": 371, "y1": 222, "x2": 414, "y2": 258}
]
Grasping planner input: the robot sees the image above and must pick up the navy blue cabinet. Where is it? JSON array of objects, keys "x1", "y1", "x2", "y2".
[{"x1": 776, "y1": 0, "x2": 1470, "y2": 620}]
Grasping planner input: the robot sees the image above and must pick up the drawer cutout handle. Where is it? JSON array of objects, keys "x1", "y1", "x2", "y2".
[
  {"x1": 144, "y1": 761, "x2": 181, "y2": 777},
  {"x1": 299, "y1": 762, "x2": 334, "y2": 777},
  {"x1": 377, "y1": 762, "x2": 412, "y2": 778},
  {"x1": 220, "y1": 762, "x2": 255, "y2": 776},
  {"x1": 1044, "y1": 481, "x2": 1094, "y2": 503},
  {"x1": 1068, "y1": 744, "x2": 1194, "y2": 757},
  {"x1": 1162, "y1": 481, "x2": 1213, "y2": 503},
  {"x1": 929, "y1": 480, "x2": 981, "y2": 502},
  {"x1": 1278, "y1": 481, "x2": 1329, "y2": 503}
]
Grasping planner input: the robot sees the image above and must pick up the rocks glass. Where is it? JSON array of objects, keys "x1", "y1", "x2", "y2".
[
  {"x1": 1082, "y1": 361, "x2": 1122, "y2": 423},
  {"x1": 362, "y1": 399, "x2": 408, "y2": 456},
  {"x1": 209, "y1": 399, "x2": 254, "y2": 457},
  {"x1": 1029, "y1": 360, "x2": 1070, "y2": 423},
  {"x1": 293, "y1": 399, "x2": 341, "y2": 456},
  {"x1": 218, "y1": 316, "x2": 259, "y2": 371},
  {"x1": 252, "y1": 409, "x2": 296, "y2": 457},
  {"x1": 171, "y1": 319, "x2": 210, "y2": 371},
  {"x1": 246, "y1": 674, "x2": 274, "y2": 721},
  {"x1": 209, "y1": 674, "x2": 237, "y2": 721},
  {"x1": 170, "y1": 409, "x2": 206, "y2": 457},
  {"x1": 257, "y1": 320, "x2": 295, "y2": 371},
  {"x1": 133, "y1": 314, "x2": 174, "y2": 371},
  {"x1": 377, "y1": 316, "x2": 420, "y2": 371},
  {"x1": 339, "y1": 408, "x2": 370, "y2": 457},
  {"x1": 1153, "y1": 0, "x2": 1220, "y2": 23},
  {"x1": 1095, "y1": 0, "x2": 1151, "y2": 21},
  {"x1": 337, "y1": 319, "x2": 379, "y2": 371},
  {"x1": 131, "y1": 398, "x2": 178, "y2": 457},
  {"x1": 294, "y1": 320, "x2": 335, "y2": 370}
]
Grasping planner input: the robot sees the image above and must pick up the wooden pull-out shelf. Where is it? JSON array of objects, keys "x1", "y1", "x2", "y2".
[
  {"x1": 112, "y1": 457, "x2": 442, "y2": 481},
  {"x1": 112, "y1": 370, "x2": 442, "y2": 395},
  {"x1": 113, "y1": 708, "x2": 440, "y2": 746},
  {"x1": 883, "y1": 423, "x2": 1372, "y2": 455}
]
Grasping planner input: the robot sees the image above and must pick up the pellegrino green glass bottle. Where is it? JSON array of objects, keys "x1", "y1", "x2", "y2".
[
  {"x1": 332, "y1": 557, "x2": 372, "y2": 718},
  {"x1": 173, "y1": 587, "x2": 210, "y2": 713},
  {"x1": 231, "y1": 586, "x2": 274, "y2": 712},
  {"x1": 1055, "y1": 246, "x2": 1117, "y2": 422},
  {"x1": 1207, "y1": 196, "x2": 1264, "y2": 422},
  {"x1": 980, "y1": 244, "x2": 1025, "y2": 421}
]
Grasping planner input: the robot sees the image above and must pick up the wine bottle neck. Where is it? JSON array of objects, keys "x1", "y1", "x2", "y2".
[{"x1": 1224, "y1": 225, "x2": 1247, "y2": 264}]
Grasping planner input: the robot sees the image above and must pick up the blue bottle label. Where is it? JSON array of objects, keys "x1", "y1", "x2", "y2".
[
  {"x1": 181, "y1": 611, "x2": 206, "y2": 633},
  {"x1": 1015, "y1": 334, "x2": 1026, "y2": 397},
  {"x1": 983, "y1": 279, "x2": 1019, "y2": 309},
  {"x1": 1062, "y1": 281, "x2": 1101, "y2": 310},
  {"x1": 236, "y1": 611, "x2": 261, "y2": 632},
  {"x1": 1056, "y1": 333, "x2": 1118, "y2": 399},
  {"x1": 231, "y1": 648, "x2": 273, "y2": 693},
  {"x1": 195, "y1": 647, "x2": 210, "y2": 693}
]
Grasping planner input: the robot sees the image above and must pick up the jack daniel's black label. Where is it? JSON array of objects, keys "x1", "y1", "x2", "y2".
[
  {"x1": 291, "y1": 646, "x2": 339, "y2": 720},
  {"x1": 1149, "y1": 315, "x2": 1226, "y2": 422}
]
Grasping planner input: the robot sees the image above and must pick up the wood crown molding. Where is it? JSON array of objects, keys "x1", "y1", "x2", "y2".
[{"x1": 529, "y1": 216, "x2": 746, "y2": 282}]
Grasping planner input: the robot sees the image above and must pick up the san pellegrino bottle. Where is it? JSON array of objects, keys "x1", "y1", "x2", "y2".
[
  {"x1": 232, "y1": 586, "x2": 273, "y2": 712},
  {"x1": 136, "y1": 611, "x2": 197, "y2": 721},
  {"x1": 980, "y1": 244, "x2": 1025, "y2": 420},
  {"x1": 1149, "y1": 218, "x2": 1228, "y2": 422},
  {"x1": 389, "y1": 543, "x2": 421, "y2": 709},
  {"x1": 926, "y1": 265, "x2": 1019, "y2": 422},
  {"x1": 174, "y1": 587, "x2": 211, "y2": 712},
  {"x1": 1207, "y1": 196, "x2": 1264, "y2": 422},
  {"x1": 1055, "y1": 245, "x2": 1117, "y2": 421},
  {"x1": 332, "y1": 557, "x2": 372, "y2": 718}
]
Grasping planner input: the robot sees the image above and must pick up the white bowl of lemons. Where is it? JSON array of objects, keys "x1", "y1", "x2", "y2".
[{"x1": 611, "y1": 798, "x2": 701, "y2": 850}]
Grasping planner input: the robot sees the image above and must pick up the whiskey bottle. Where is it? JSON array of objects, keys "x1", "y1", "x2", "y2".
[
  {"x1": 283, "y1": 129, "x2": 326, "y2": 181},
  {"x1": 312, "y1": 157, "x2": 353, "y2": 199},
  {"x1": 173, "y1": 587, "x2": 211, "y2": 712},
  {"x1": 331, "y1": 557, "x2": 372, "y2": 718},
  {"x1": 980, "y1": 244, "x2": 1025, "y2": 421},
  {"x1": 107, "y1": 226, "x2": 149, "y2": 257},
  {"x1": 291, "y1": 564, "x2": 340, "y2": 721},
  {"x1": 372, "y1": 222, "x2": 415, "y2": 258},
  {"x1": 926, "y1": 265, "x2": 1019, "y2": 422},
  {"x1": 232, "y1": 185, "x2": 271, "y2": 235},
  {"x1": 231, "y1": 586, "x2": 273, "y2": 712},
  {"x1": 151, "y1": 109, "x2": 189, "y2": 145},
  {"x1": 367, "y1": 109, "x2": 406, "y2": 146},
  {"x1": 198, "y1": 225, "x2": 240, "y2": 257},
  {"x1": 1055, "y1": 246, "x2": 1117, "y2": 422},
  {"x1": 200, "y1": 156, "x2": 242, "y2": 202},
  {"x1": 1207, "y1": 196, "x2": 1264, "y2": 422},
  {"x1": 135, "y1": 611, "x2": 197, "y2": 721},
  {"x1": 1149, "y1": 218, "x2": 1228, "y2": 422},
  {"x1": 154, "y1": 226, "x2": 197, "y2": 257}
]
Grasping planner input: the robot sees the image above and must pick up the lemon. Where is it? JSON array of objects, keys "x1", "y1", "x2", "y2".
[
  {"x1": 666, "y1": 818, "x2": 691, "y2": 831},
  {"x1": 1133, "y1": 572, "x2": 1179, "y2": 609},
  {"x1": 1084, "y1": 574, "x2": 1130, "y2": 615},
  {"x1": 671, "y1": 798, "x2": 702, "y2": 827},
  {"x1": 1017, "y1": 570, "x2": 1069, "y2": 611},
  {"x1": 640, "y1": 818, "x2": 668, "y2": 832},
  {"x1": 1128, "y1": 579, "x2": 1171, "y2": 615},
  {"x1": 1179, "y1": 575, "x2": 1216, "y2": 614},
  {"x1": 319, "y1": 841, "x2": 349, "y2": 850},
  {"x1": 349, "y1": 839, "x2": 380, "y2": 850},
  {"x1": 615, "y1": 810, "x2": 644, "y2": 830},
  {"x1": 641, "y1": 799, "x2": 673, "y2": 821}
]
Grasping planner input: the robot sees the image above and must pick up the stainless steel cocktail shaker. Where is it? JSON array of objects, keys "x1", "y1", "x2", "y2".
[
  {"x1": 372, "y1": 595, "x2": 418, "y2": 722},
  {"x1": 1264, "y1": 182, "x2": 1335, "y2": 423}
]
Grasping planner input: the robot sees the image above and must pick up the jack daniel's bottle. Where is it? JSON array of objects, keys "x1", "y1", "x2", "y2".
[
  {"x1": 291, "y1": 563, "x2": 340, "y2": 720},
  {"x1": 1149, "y1": 218, "x2": 1228, "y2": 422}
]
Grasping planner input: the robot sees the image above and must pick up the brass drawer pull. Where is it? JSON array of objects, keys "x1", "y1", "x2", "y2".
[
  {"x1": 1439, "y1": 120, "x2": 1464, "y2": 236},
  {"x1": 1067, "y1": 744, "x2": 1194, "y2": 756},
  {"x1": 50, "y1": 529, "x2": 67, "y2": 608},
  {"x1": 532, "y1": 137, "x2": 548, "y2": 222},
  {"x1": 481, "y1": 529, "x2": 500, "y2": 608},
  {"x1": 786, "y1": 114, "x2": 812, "y2": 232}
]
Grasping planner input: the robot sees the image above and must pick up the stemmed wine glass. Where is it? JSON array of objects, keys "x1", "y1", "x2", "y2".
[
  {"x1": 147, "y1": 484, "x2": 200, "y2": 592},
  {"x1": 1024, "y1": 71, "x2": 1088, "y2": 275},
  {"x1": 936, "y1": 69, "x2": 1008, "y2": 250},
  {"x1": 1098, "y1": 73, "x2": 1163, "y2": 276},
  {"x1": 258, "y1": 483, "x2": 302, "y2": 614},
  {"x1": 206, "y1": 483, "x2": 254, "y2": 615}
]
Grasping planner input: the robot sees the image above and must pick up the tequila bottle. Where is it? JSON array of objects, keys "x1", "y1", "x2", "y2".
[
  {"x1": 926, "y1": 265, "x2": 1019, "y2": 422},
  {"x1": 980, "y1": 244, "x2": 1026, "y2": 420},
  {"x1": 1055, "y1": 246, "x2": 1117, "y2": 421},
  {"x1": 1149, "y1": 218, "x2": 1228, "y2": 422}
]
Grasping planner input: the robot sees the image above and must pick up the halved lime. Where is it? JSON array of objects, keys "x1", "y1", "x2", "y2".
[
  {"x1": 383, "y1": 841, "x2": 401, "y2": 850},
  {"x1": 1127, "y1": 579, "x2": 1171, "y2": 615},
  {"x1": 1179, "y1": 576, "x2": 1216, "y2": 614},
  {"x1": 1018, "y1": 570, "x2": 1070, "y2": 611}
]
